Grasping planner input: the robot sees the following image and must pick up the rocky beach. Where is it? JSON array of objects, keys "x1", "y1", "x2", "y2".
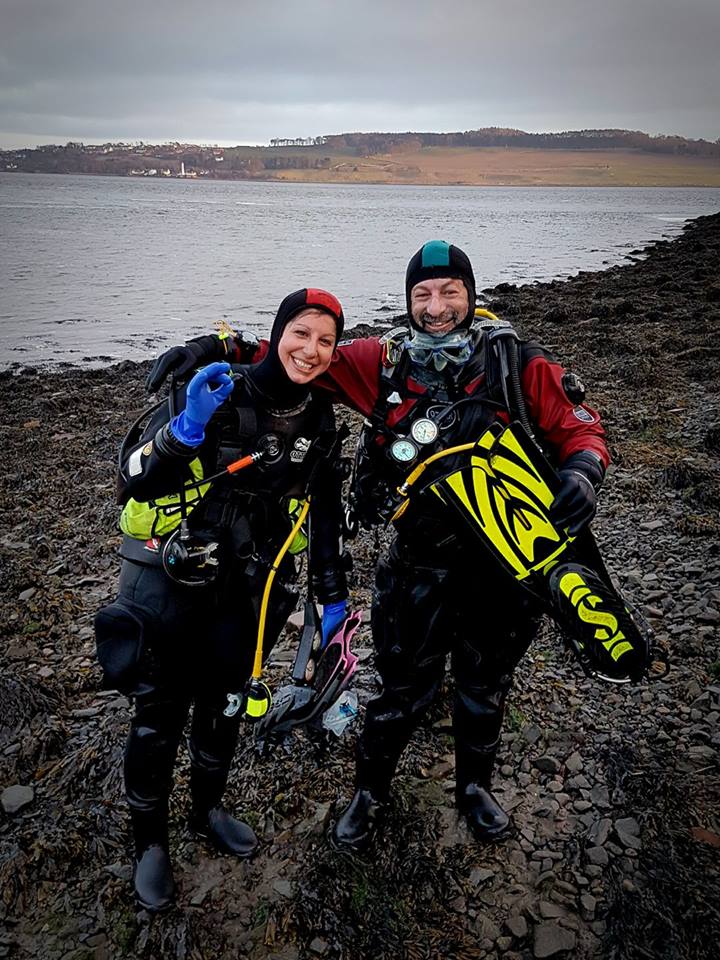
[{"x1": 1, "y1": 212, "x2": 719, "y2": 960}]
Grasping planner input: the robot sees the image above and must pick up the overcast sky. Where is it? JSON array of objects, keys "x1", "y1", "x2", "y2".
[{"x1": 1, "y1": 0, "x2": 718, "y2": 149}]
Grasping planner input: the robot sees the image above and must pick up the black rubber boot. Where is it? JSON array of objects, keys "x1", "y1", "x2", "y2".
[
  {"x1": 457, "y1": 782, "x2": 512, "y2": 842},
  {"x1": 188, "y1": 704, "x2": 258, "y2": 858},
  {"x1": 128, "y1": 805, "x2": 176, "y2": 912},
  {"x1": 125, "y1": 703, "x2": 185, "y2": 914},
  {"x1": 190, "y1": 805, "x2": 258, "y2": 858},
  {"x1": 332, "y1": 787, "x2": 386, "y2": 853},
  {"x1": 133, "y1": 843, "x2": 176, "y2": 912}
]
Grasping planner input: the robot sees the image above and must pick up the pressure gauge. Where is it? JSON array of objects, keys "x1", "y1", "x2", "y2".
[
  {"x1": 410, "y1": 417, "x2": 439, "y2": 445},
  {"x1": 389, "y1": 438, "x2": 419, "y2": 463}
]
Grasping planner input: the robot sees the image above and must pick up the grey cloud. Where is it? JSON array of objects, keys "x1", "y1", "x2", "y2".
[{"x1": 1, "y1": 0, "x2": 718, "y2": 145}]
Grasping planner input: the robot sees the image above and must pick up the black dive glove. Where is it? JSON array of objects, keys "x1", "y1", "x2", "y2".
[
  {"x1": 145, "y1": 334, "x2": 226, "y2": 393},
  {"x1": 550, "y1": 451, "x2": 605, "y2": 536}
]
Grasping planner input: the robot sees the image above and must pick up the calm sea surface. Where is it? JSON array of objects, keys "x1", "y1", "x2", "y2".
[{"x1": 1, "y1": 173, "x2": 719, "y2": 369}]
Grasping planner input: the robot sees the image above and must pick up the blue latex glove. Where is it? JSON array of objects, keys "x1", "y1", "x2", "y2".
[
  {"x1": 321, "y1": 600, "x2": 348, "y2": 648},
  {"x1": 169, "y1": 362, "x2": 234, "y2": 446}
]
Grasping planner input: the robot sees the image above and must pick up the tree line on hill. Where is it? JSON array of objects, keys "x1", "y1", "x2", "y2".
[
  {"x1": 2, "y1": 128, "x2": 718, "y2": 178},
  {"x1": 324, "y1": 128, "x2": 720, "y2": 157}
]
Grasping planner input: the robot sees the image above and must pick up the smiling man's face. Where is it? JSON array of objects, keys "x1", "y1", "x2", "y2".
[{"x1": 409, "y1": 277, "x2": 469, "y2": 335}]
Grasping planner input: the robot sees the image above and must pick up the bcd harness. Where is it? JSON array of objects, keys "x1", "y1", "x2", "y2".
[
  {"x1": 116, "y1": 374, "x2": 350, "y2": 719},
  {"x1": 348, "y1": 309, "x2": 558, "y2": 530}
]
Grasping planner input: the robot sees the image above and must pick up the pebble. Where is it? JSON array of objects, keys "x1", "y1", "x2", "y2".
[
  {"x1": 533, "y1": 921, "x2": 577, "y2": 958},
  {"x1": 564, "y1": 752, "x2": 583, "y2": 773},
  {"x1": 580, "y1": 893, "x2": 597, "y2": 918},
  {"x1": 308, "y1": 938, "x2": 329, "y2": 956},
  {"x1": 506, "y1": 914, "x2": 528, "y2": 938},
  {"x1": 272, "y1": 879, "x2": 294, "y2": 899},
  {"x1": 1, "y1": 785, "x2": 34, "y2": 815},
  {"x1": 587, "y1": 818, "x2": 612, "y2": 846},
  {"x1": 539, "y1": 901, "x2": 566, "y2": 919},
  {"x1": 535, "y1": 756, "x2": 561, "y2": 775},
  {"x1": 469, "y1": 867, "x2": 495, "y2": 887},
  {"x1": 614, "y1": 817, "x2": 642, "y2": 849},
  {"x1": 586, "y1": 846, "x2": 609, "y2": 866}
]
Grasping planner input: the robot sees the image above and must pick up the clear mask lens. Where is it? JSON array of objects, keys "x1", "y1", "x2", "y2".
[{"x1": 407, "y1": 330, "x2": 474, "y2": 370}]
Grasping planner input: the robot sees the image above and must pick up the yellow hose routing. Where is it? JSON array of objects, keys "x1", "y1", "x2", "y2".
[
  {"x1": 391, "y1": 443, "x2": 478, "y2": 522},
  {"x1": 474, "y1": 307, "x2": 499, "y2": 322},
  {"x1": 244, "y1": 497, "x2": 311, "y2": 721}
]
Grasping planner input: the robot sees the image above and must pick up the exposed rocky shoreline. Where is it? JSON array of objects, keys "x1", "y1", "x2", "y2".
[{"x1": 1, "y1": 213, "x2": 719, "y2": 960}]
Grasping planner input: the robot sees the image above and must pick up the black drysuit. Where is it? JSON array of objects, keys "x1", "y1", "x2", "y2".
[{"x1": 95, "y1": 370, "x2": 347, "y2": 852}]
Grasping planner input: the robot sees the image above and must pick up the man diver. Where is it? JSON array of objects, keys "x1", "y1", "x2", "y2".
[{"x1": 147, "y1": 241, "x2": 609, "y2": 851}]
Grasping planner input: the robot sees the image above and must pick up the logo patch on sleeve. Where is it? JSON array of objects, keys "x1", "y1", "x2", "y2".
[{"x1": 573, "y1": 406, "x2": 595, "y2": 423}]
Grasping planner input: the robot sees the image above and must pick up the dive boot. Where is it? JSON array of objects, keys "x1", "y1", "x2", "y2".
[
  {"x1": 190, "y1": 806, "x2": 259, "y2": 858},
  {"x1": 457, "y1": 783, "x2": 512, "y2": 842},
  {"x1": 332, "y1": 788, "x2": 386, "y2": 853},
  {"x1": 133, "y1": 844, "x2": 175, "y2": 913}
]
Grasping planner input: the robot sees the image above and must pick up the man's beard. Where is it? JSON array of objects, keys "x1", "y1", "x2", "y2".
[{"x1": 416, "y1": 309, "x2": 463, "y2": 333}]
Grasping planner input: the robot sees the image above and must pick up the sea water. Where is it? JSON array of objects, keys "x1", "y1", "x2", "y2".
[{"x1": 1, "y1": 172, "x2": 718, "y2": 369}]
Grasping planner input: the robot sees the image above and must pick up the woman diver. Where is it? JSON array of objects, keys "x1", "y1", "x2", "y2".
[{"x1": 95, "y1": 289, "x2": 349, "y2": 912}]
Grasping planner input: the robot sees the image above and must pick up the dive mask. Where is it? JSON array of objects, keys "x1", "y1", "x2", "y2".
[{"x1": 406, "y1": 329, "x2": 475, "y2": 371}]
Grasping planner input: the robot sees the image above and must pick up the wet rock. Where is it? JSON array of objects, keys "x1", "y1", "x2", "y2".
[
  {"x1": 587, "y1": 818, "x2": 612, "y2": 846},
  {"x1": 506, "y1": 914, "x2": 528, "y2": 938},
  {"x1": 580, "y1": 893, "x2": 597, "y2": 919},
  {"x1": 614, "y1": 817, "x2": 642, "y2": 849},
  {"x1": 564, "y1": 752, "x2": 583, "y2": 774},
  {"x1": 539, "y1": 901, "x2": 566, "y2": 919},
  {"x1": 586, "y1": 846, "x2": 609, "y2": 866},
  {"x1": 469, "y1": 867, "x2": 495, "y2": 887},
  {"x1": 308, "y1": 938, "x2": 329, "y2": 955},
  {"x1": 533, "y1": 921, "x2": 577, "y2": 957},
  {"x1": 534, "y1": 756, "x2": 561, "y2": 775},
  {"x1": 1, "y1": 784, "x2": 34, "y2": 814}
]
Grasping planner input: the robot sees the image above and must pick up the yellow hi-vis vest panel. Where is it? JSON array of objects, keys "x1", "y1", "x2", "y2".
[{"x1": 119, "y1": 458, "x2": 210, "y2": 539}]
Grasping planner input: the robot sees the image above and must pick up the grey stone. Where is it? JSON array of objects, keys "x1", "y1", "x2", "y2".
[
  {"x1": 615, "y1": 826, "x2": 642, "y2": 850},
  {"x1": 614, "y1": 817, "x2": 640, "y2": 836},
  {"x1": 580, "y1": 894, "x2": 597, "y2": 918},
  {"x1": 539, "y1": 901, "x2": 566, "y2": 919},
  {"x1": 586, "y1": 846, "x2": 609, "y2": 866},
  {"x1": 103, "y1": 862, "x2": 133, "y2": 881},
  {"x1": 1, "y1": 784, "x2": 34, "y2": 814},
  {"x1": 523, "y1": 723, "x2": 543, "y2": 745},
  {"x1": 588, "y1": 818, "x2": 612, "y2": 846},
  {"x1": 533, "y1": 921, "x2": 577, "y2": 957},
  {"x1": 272, "y1": 879, "x2": 294, "y2": 898},
  {"x1": 565, "y1": 752, "x2": 583, "y2": 774},
  {"x1": 309, "y1": 938, "x2": 329, "y2": 955},
  {"x1": 535, "y1": 756, "x2": 561, "y2": 775},
  {"x1": 18, "y1": 587, "x2": 37, "y2": 601},
  {"x1": 469, "y1": 867, "x2": 495, "y2": 887},
  {"x1": 478, "y1": 916, "x2": 502, "y2": 940},
  {"x1": 506, "y1": 914, "x2": 528, "y2": 938}
]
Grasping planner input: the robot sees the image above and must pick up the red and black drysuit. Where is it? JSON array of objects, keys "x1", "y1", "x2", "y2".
[{"x1": 197, "y1": 329, "x2": 609, "y2": 802}]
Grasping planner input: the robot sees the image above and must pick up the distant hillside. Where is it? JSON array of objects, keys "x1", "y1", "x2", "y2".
[
  {"x1": 323, "y1": 127, "x2": 720, "y2": 158},
  {"x1": 2, "y1": 128, "x2": 719, "y2": 186}
]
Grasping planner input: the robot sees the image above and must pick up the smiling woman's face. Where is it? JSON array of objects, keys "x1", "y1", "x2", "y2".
[{"x1": 277, "y1": 308, "x2": 337, "y2": 383}]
